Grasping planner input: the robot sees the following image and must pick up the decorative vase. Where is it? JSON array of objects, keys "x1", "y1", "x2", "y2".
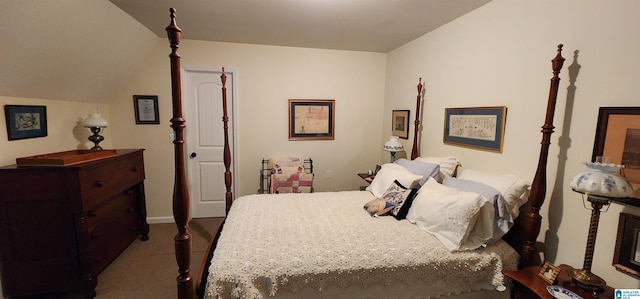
[{"x1": 569, "y1": 161, "x2": 633, "y2": 198}]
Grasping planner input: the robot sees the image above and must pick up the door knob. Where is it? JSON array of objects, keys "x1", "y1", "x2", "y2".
[{"x1": 190, "y1": 152, "x2": 197, "y2": 158}]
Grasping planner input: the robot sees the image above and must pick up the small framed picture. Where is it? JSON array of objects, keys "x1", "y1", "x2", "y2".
[
  {"x1": 538, "y1": 261, "x2": 560, "y2": 284},
  {"x1": 133, "y1": 95, "x2": 160, "y2": 124},
  {"x1": 392, "y1": 110, "x2": 410, "y2": 139},
  {"x1": 613, "y1": 212, "x2": 640, "y2": 279},
  {"x1": 4, "y1": 105, "x2": 48, "y2": 140}
]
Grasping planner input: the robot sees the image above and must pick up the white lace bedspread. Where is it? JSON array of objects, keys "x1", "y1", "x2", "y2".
[{"x1": 205, "y1": 191, "x2": 519, "y2": 299}]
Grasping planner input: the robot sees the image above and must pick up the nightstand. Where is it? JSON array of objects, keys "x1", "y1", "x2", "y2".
[
  {"x1": 357, "y1": 173, "x2": 374, "y2": 190},
  {"x1": 503, "y1": 264, "x2": 614, "y2": 299}
]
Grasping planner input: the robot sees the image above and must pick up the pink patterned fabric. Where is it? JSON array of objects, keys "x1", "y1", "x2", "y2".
[{"x1": 270, "y1": 172, "x2": 313, "y2": 193}]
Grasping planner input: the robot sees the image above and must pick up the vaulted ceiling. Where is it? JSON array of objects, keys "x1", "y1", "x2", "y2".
[
  {"x1": 1, "y1": 0, "x2": 490, "y2": 104},
  {"x1": 109, "y1": 0, "x2": 491, "y2": 53}
]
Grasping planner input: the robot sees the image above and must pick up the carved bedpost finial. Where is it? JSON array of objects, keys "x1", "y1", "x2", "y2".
[
  {"x1": 166, "y1": 8, "x2": 182, "y2": 47},
  {"x1": 552, "y1": 44, "x2": 565, "y2": 74},
  {"x1": 417, "y1": 77, "x2": 423, "y2": 94}
]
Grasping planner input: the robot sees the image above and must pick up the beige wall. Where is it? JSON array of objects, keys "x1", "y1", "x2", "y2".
[
  {"x1": 0, "y1": 96, "x2": 111, "y2": 166},
  {"x1": 384, "y1": 0, "x2": 640, "y2": 288},
  {"x1": 2, "y1": 0, "x2": 640, "y2": 292},
  {"x1": 107, "y1": 39, "x2": 387, "y2": 220}
]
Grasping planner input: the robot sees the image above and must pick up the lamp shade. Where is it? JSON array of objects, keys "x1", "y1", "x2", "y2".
[
  {"x1": 83, "y1": 113, "x2": 108, "y2": 128},
  {"x1": 383, "y1": 136, "x2": 403, "y2": 152},
  {"x1": 570, "y1": 161, "x2": 633, "y2": 198}
]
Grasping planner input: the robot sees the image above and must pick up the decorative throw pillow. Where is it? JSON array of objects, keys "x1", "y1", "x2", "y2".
[
  {"x1": 366, "y1": 163, "x2": 422, "y2": 198},
  {"x1": 364, "y1": 180, "x2": 417, "y2": 219},
  {"x1": 394, "y1": 158, "x2": 440, "y2": 185}
]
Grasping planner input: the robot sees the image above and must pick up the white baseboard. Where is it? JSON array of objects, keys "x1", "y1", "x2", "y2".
[{"x1": 146, "y1": 216, "x2": 176, "y2": 224}]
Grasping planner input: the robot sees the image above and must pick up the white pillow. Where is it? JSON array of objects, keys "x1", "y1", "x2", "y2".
[
  {"x1": 394, "y1": 158, "x2": 440, "y2": 185},
  {"x1": 406, "y1": 178, "x2": 494, "y2": 251},
  {"x1": 367, "y1": 163, "x2": 422, "y2": 198},
  {"x1": 457, "y1": 168, "x2": 530, "y2": 219},
  {"x1": 415, "y1": 156, "x2": 460, "y2": 177}
]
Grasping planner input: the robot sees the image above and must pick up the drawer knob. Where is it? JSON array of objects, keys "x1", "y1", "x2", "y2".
[
  {"x1": 91, "y1": 232, "x2": 101, "y2": 239},
  {"x1": 127, "y1": 207, "x2": 135, "y2": 213},
  {"x1": 94, "y1": 180, "x2": 104, "y2": 187},
  {"x1": 87, "y1": 210, "x2": 97, "y2": 217},
  {"x1": 131, "y1": 166, "x2": 138, "y2": 172}
]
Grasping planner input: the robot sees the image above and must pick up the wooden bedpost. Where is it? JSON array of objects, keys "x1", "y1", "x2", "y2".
[
  {"x1": 520, "y1": 44, "x2": 565, "y2": 268},
  {"x1": 166, "y1": 8, "x2": 194, "y2": 299},
  {"x1": 220, "y1": 68, "x2": 233, "y2": 214},
  {"x1": 411, "y1": 78, "x2": 423, "y2": 160}
]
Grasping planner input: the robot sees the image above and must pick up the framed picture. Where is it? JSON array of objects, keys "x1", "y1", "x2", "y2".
[
  {"x1": 133, "y1": 95, "x2": 160, "y2": 124},
  {"x1": 592, "y1": 107, "x2": 640, "y2": 201},
  {"x1": 537, "y1": 261, "x2": 560, "y2": 284},
  {"x1": 4, "y1": 105, "x2": 48, "y2": 140},
  {"x1": 613, "y1": 212, "x2": 640, "y2": 279},
  {"x1": 392, "y1": 110, "x2": 410, "y2": 139},
  {"x1": 289, "y1": 99, "x2": 335, "y2": 141},
  {"x1": 443, "y1": 106, "x2": 507, "y2": 152}
]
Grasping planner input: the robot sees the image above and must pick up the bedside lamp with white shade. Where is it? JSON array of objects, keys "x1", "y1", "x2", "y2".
[
  {"x1": 567, "y1": 157, "x2": 633, "y2": 293},
  {"x1": 83, "y1": 112, "x2": 108, "y2": 150},
  {"x1": 383, "y1": 136, "x2": 404, "y2": 162}
]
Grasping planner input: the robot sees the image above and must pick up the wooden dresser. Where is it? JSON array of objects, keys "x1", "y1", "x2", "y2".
[{"x1": 0, "y1": 149, "x2": 149, "y2": 298}]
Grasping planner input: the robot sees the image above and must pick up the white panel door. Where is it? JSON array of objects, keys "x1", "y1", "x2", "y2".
[{"x1": 183, "y1": 67, "x2": 235, "y2": 218}]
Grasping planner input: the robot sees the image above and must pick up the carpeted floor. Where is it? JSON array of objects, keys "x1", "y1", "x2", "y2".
[{"x1": 93, "y1": 217, "x2": 224, "y2": 299}]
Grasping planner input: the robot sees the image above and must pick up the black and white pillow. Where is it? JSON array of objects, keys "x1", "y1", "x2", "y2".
[{"x1": 364, "y1": 180, "x2": 418, "y2": 219}]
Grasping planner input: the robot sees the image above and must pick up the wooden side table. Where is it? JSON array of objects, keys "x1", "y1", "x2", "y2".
[
  {"x1": 503, "y1": 264, "x2": 614, "y2": 299},
  {"x1": 357, "y1": 173, "x2": 375, "y2": 190}
]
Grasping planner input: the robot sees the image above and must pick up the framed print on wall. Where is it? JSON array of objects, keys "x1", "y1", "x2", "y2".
[
  {"x1": 443, "y1": 106, "x2": 507, "y2": 152},
  {"x1": 289, "y1": 99, "x2": 335, "y2": 141},
  {"x1": 4, "y1": 105, "x2": 48, "y2": 140},
  {"x1": 613, "y1": 212, "x2": 640, "y2": 280},
  {"x1": 133, "y1": 95, "x2": 160, "y2": 124},
  {"x1": 592, "y1": 106, "x2": 640, "y2": 201},
  {"x1": 392, "y1": 110, "x2": 410, "y2": 139}
]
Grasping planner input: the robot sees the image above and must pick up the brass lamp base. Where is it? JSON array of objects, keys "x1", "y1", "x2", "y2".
[{"x1": 567, "y1": 268, "x2": 605, "y2": 294}]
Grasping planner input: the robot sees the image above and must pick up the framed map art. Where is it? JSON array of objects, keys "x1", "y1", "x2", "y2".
[{"x1": 289, "y1": 99, "x2": 335, "y2": 141}]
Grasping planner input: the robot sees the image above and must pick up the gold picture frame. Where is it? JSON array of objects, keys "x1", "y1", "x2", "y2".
[
  {"x1": 443, "y1": 106, "x2": 507, "y2": 152},
  {"x1": 538, "y1": 261, "x2": 560, "y2": 284}
]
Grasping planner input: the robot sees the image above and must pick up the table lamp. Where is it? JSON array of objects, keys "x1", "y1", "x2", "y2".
[
  {"x1": 383, "y1": 136, "x2": 403, "y2": 162},
  {"x1": 568, "y1": 157, "x2": 633, "y2": 293},
  {"x1": 83, "y1": 113, "x2": 108, "y2": 150}
]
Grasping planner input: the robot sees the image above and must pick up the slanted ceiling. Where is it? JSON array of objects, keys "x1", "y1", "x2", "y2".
[
  {"x1": 0, "y1": 1, "x2": 158, "y2": 104},
  {"x1": 0, "y1": 0, "x2": 490, "y2": 104}
]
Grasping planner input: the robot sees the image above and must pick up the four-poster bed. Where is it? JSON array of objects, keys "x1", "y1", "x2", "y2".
[{"x1": 165, "y1": 9, "x2": 565, "y2": 299}]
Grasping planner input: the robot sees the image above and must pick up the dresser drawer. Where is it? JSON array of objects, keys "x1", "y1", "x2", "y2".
[
  {"x1": 85, "y1": 191, "x2": 139, "y2": 275},
  {"x1": 80, "y1": 154, "x2": 145, "y2": 208},
  {"x1": 84, "y1": 187, "x2": 138, "y2": 229}
]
